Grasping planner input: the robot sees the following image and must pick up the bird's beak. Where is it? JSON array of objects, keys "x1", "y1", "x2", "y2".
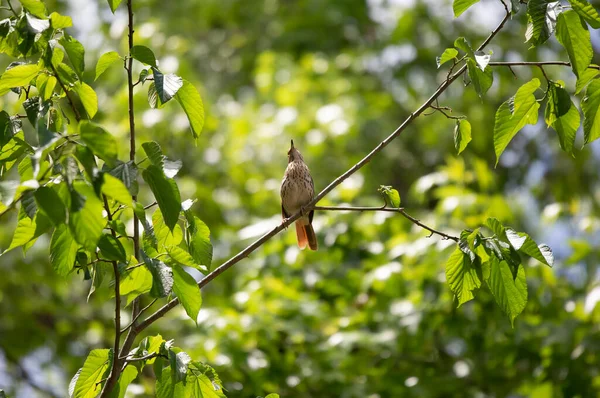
[{"x1": 290, "y1": 139, "x2": 294, "y2": 149}]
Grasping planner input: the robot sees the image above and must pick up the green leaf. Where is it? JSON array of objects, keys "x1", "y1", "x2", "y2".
[
  {"x1": 582, "y1": 79, "x2": 600, "y2": 145},
  {"x1": 544, "y1": 83, "x2": 580, "y2": 154},
  {"x1": 453, "y1": 37, "x2": 474, "y2": 59},
  {"x1": 156, "y1": 367, "x2": 186, "y2": 398},
  {"x1": 186, "y1": 372, "x2": 226, "y2": 398},
  {"x1": 142, "y1": 141, "x2": 182, "y2": 178},
  {"x1": 142, "y1": 165, "x2": 182, "y2": 231},
  {"x1": 172, "y1": 263, "x2": 202, "y2": 323},
  {"x1": 101, "y1": 173, "x2": 133, "y2": 207},
  {"x1": 141, "y1": 250, "x2": 174, "y2": 298},
  {"x1": 445, "y1": 246, "x2": 481, "y2": 306},
  {"x1": 453, "y1": 0, "x2": 480, "y2": 17},
  {"x1": 50, "y1": 224, "x2": 79, "y2": 276},
  {"x1": 525, "y1": 0, "x2": 561, "y2": 47},
  {"x1": 454, "y1": 119, "x2": 472, "y2": 154},
  {"x1": 493, "y1": 79, "x2": 541, "y2": 165},
  {"x1": 568, "y1": 0, "x2": 600, "y2": 29},
  {"x1": 575, "y1": 68, "x2": 599, "y2": 95},
  {"x1": 56, "y1": 62, "x2": 78, "y2": 85},
  {"x1": 130, "y1": 45, "x2": 157, "y2": 68},
  {"x1": 436, "y1": 48, "x2": 458, "y2": 68},
  {"x1": 0, "y1": 64, "x2": 40, "y2": 91},
  {"x1": 37, "y1": 74, "x2": 57, "y2": 101},
  {"x1": 153, "y1": 208, "x2": 183, "y2": 249},
  {"x1": 556, "y1": 10, "x2": 592, "y2": 79},
  {"x1": 168, "y1": 245, "x2": 207, "y2": 272},
  {"x1": 108, "y1": 161, "x2": 138, "y2": 196},
  {"x1": 108, "y1": 365, "x2": 138, "y2": 398},
  {"x1": 73, "y1": 82, "x2": 98, "y2": 119},
  {"x1": 73, "y1": 349, "x2": 111, "y2": 398},
  {"x1": 50, "y1": 12, "x2": 72, "y2": 29},
  {"x1": 505, "y1": 229, "x2": 554, "y2": 267},
  {"x1": 107, "y1": 0, "x2": 123, "y2": 13},
  {"x1": 378, "y1": 185, "x2": 401, "y2": 208},
  {"x1": 119, "y1": 260, "x2": 153, "y2": 302},
  {"x1": 34, "y1": 186, "x2": 66, "y2": 225},
  {"x1": 98, "y1": 234, "x2": 127, "y2": 263},
  {"x1": 59, "y1": 35, "x2": 85, "y2": 77},
  {"x1": 79, "y1": 121, "x2": 118, "y2": 167},
  {"x1": 3, "y1": 206, "x2": 51, "y2": 254},
  {"x1": 25, "y1": 13, "x2": 50, "y2": 33},
  {"x1": 69, "y1": 181, "x2": 106, "y2": 251},
  {"x1": 265, "y1": 395, "x2": 280, "y2": 398},
  {"x1": 186, "y1": 215, "x2": 212, "y2": 270},
  {"x1": 18, "y1": 0, "x2": 47, "y2": 18},
  {"x1": 152, "y1": 68, "x2": 183, "y2": 104},
  {"x1": 95, "y1": 51, "x2": 121, "y2": 81},
  {"x1": 466, "y1": 59, "x2": 493, "y2": 98},
  {"x1": 486, "y1": 258, "x2": 527, "y2": 326},
  {"x1": 175, "y1": 80, "x2": 205, "y2": 140}
]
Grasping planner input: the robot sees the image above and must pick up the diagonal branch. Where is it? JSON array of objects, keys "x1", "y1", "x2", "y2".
[{"x1": 133, "y1": 8, "x2": 511, "y2": 335}]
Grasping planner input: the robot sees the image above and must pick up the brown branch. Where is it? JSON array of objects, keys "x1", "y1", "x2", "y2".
[
  {"x1": 313, "y1": 205, "x2": 459, "y2": 242},
  {"x1": 100, "y1": 195, "x2": 122, "y2": 397},
  {"x1": 120, "y1": 298, "x2": 157, "y2": 333},
  {"x1": 488, "y1": 61, "x2": 600, "y2": 70},
  {"x1": 133, "y1": 8, "x2": 511, "y2": 336},
  {"x1": 99, "y1": 0, "x2": 140, "y2": 394}
]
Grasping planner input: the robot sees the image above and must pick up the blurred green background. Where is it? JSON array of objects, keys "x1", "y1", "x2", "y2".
[{"x1": 1, "y1": 0, "x2": 600, "y2": 397}]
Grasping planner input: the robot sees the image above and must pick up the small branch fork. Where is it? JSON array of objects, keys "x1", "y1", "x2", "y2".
[{"x1": 313, "y1": 205, "x2": 459, "y2": 241}]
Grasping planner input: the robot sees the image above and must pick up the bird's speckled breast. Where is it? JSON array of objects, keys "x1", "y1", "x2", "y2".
[{"x1": 281, "y1": 160, "x2": 314, "y2": 215}]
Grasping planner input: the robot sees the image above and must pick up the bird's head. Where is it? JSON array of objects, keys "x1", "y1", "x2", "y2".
[{"x1": 287, "y1": 139, "x2": 304, "y2": 163}]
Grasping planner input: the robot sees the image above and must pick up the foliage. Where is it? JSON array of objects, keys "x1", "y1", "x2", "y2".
[{"x1": 1, "y1": 0, "x2": 600, "y2": 397}]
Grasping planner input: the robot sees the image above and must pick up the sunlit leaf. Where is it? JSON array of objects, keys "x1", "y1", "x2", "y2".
[
  {"x1": 556, "y1": 10, "x2": 592, "y2": 79},
  {"x1": 436, "y1": 48, "x2": 458, "y2": 68},
  {"x1": 454, "y1": 119, "x2": 472, "y2": 154},
  {"x1": 95, "y1": 51, "x2": 122, "y2": 81},
  {"x1": 175, "y1": 80, "x2": 205, "y2": 140},
  {"x1": 445, "y1": 246, "x2": 481, "y2": 306},
  {"x1": 568, "y1": 0, "x2": 600, "y2": 29},
  {"x1": 73, "y1": 349, "x2": 111, "y2": 398},
  {"x1": 0, "y1": 64, "x2": 40, "y2": 91},
  {"x1": 142, "y1": 165, "x2": 181, "y2": 231},
  {"x1": 453, "y1": 0, "x2": 480, "y2": 17},
  {"x1": 493, "y1": 79, "x2": 541, "y2": 165},
  {"x1": 486, "y1": 258, "x2": 527, "y2": 326},
  {"x1": 172, "y1": 263, "x2": 202, "y2": 323},
  {"x1": 544, "y1": 83, "x2": 580, "y2": 154},
  {"x1": 73, "y1": 82, "x2": 98, "y2": 119},
  {"x1": 50, "y1": 224, "x2": 79, "y2": 276},
  {"x1": 79, "y1": 121, "x2": 118, "y2": 167},
  {"x1": 582, "y1": 79, "x2": 600, "y2": 145},
  {"x1": 152, "y1": 68, "x2": 183, "y2": 104}
]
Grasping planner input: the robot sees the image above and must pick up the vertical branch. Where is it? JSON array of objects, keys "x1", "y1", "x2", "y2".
[
  {"x1": 99, "y1": 0, "x2": 139, "y2": 395},
  {"x1": 100, "y1": 196, "x2": 122, "y2": 395}
]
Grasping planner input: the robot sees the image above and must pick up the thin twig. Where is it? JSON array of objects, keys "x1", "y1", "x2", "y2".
[
  {"x1": 488, "y1": 61, "x2": 600, "y2": 70},
  {"x1": 120, "y1": 298, "x2": 157, "y2": 333},
  {"x1": 119, "y1": 352, "x2": 161, "y2": 362},
  {"x1": 313, "y1": 205, "x2": 459, "y2": 241},
  {"x1": 50, "y1": 63, "x2": 81, "y2": 122},
  {"x1": 101, "y1": 195, "x2": 122, "y2": 396},
  {"x1": 133, "y1": 7, "x2": 511, "y2": 336}
]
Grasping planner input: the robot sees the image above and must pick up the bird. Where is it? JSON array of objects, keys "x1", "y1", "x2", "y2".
[{"x1": 280, "y1": 140, "x2": 318, "y2": 251}]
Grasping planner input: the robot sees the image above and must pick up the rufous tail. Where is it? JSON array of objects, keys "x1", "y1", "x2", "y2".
[
  {"x1": 295, "y1": 221, "x2": 308, "y2": 249},
  {"x1": 304, "y1": 223, "x2": 318, "y2": 251}
]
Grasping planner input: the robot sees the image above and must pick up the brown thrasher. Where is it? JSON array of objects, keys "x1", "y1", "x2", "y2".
[{"x1": 280, "y1": 140, "x2": 318, "y2": 250}]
